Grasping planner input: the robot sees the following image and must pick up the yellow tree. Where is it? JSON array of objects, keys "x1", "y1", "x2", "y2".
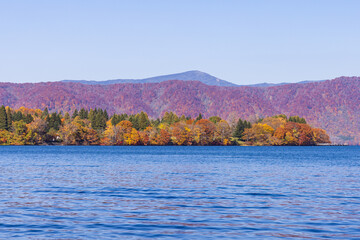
[
  {"x1": 83, "y1": 128, "x2": 100, "y2": 145},
  {"x1": 11, "y1": 120, "x2": 28, "y2": 145},
  {"x1": 0, "y1": 130, "x2": 13, "y2": 145},
  {"x1": 58, "y1": 116, "x2": 99, "y2": 145},
  {"x1": 102, "y1": 120, "x2": 133, "y2": 145},
  {"x1": 193, "y1": 119, "x2": 215, "y2": 145},
  {"x1": 242, "y1": 123, "x2": 276, "y2": 146},
  {"x1": 58, "y1": 119, "x2": 81, "y2": 145},
  {"x1": 149, "y1": 128, "x2": 170, "y2": 145},
  {"x1": 124, "y1": 128, "x2": 140, "y2": 145},
  {"x1": 214, "y1": 120, "x2": 232, "y2": 145},
  {"x1": 261, "y1": 117, "x2": 286, "y2": 130},
  {"x1": 170, "y1": 122, "x2": 193, "y2": 145},
  {"x1": 26, "y1": 117, "x2": 47, "y2": 144},
  {"x1": 102, "y1": 121, "x2": 119, "y2": 145}
]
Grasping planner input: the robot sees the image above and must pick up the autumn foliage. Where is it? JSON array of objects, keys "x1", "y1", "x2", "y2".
[{"x1": 0, "y1": 105, "x2": 330, "y2": 146}]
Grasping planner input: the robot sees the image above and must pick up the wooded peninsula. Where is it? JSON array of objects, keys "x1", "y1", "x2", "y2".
[{"x1": 0, "y1": 105, "x2": 330, "y2": 146}]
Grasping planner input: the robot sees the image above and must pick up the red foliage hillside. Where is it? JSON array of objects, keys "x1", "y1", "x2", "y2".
[{"x1": 0, "y1": 76, "x2": 359, "y2": 144}]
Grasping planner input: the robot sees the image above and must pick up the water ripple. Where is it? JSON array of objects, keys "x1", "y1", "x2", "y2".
[{"x1": 0, "y1": 146, "x2": 359, "y2": 239}]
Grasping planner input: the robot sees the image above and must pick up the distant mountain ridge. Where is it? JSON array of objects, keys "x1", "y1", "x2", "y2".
[
  {"x1": 60, "y1": 70, "x2": 324, "y2": 87},
  {"x1": 61, "y1": 70, "x2": 238, "y2": 87},
  {"x1": 247, "y1": 80, "x2": 326, "y2": 88}
]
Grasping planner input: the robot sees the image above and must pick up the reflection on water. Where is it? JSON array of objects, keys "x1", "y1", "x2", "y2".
[{"x1": 0, "y1": 146, "x2": 359, "y2": 239}]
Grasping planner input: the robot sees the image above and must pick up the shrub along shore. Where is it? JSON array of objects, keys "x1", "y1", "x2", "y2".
[{"x1": 0, "y1": 106, "x2": 330, "y2": 146}]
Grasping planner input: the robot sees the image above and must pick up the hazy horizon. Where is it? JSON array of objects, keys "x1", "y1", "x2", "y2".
[{"x1": 0, "y1": 69, "x2": 337, "y2": 85}]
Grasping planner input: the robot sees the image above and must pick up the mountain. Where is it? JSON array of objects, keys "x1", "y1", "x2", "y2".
[
  {"x1": 61, "y1": 70, "x2": 238, "y2": 87},
  {"x1": 244, "y1": 80, "x2": 326, "y2": 87},
  {"x1": 0, "y1": 76, "x2": 359, "y2": 144},
  {"x1": 61, "y1": 70, "x2": 324, "y2": 87}
]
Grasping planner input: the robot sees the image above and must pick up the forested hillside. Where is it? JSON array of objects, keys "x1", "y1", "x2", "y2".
[{"x1": 0, "y1": 76, "x2": 358, "y2": 144}]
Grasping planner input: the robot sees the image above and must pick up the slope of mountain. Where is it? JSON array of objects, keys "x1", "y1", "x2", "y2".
[
  {"x1": 62, "y1": 70, "x2": 238, "y2": 87},
  {"x1": 0, "y1": 76, "x2": 359, "y2": 144}
]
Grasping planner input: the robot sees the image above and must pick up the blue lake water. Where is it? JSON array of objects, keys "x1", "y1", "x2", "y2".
[{"x1": 0, "y1": 146, "x2": 359, "y2": 239}]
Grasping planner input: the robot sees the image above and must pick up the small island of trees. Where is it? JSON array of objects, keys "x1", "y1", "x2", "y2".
[{"x1": 0, "y1": 105, "x2": 330, "y2": 146}]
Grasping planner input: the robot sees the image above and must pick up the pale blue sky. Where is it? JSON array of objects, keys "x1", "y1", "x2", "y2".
[{"x1": 0, "y1": 0, "x2": 359, "y2": 84}]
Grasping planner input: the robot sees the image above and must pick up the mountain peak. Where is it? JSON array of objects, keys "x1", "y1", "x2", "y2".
[{"x1": 61, "y1": 70, "x2": 238, "y2": 87}]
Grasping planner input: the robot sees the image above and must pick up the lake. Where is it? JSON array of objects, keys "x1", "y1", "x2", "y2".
[{"x1": 0, "y1": 146, "x2": 359, "y2": 239}]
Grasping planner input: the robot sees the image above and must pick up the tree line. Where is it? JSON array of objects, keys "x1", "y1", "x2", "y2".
[{"x1": 0, "y1": 105, "x2": 330, "y2": 146}]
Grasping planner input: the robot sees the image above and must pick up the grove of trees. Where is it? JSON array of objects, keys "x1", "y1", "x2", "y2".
[{"x1": 0, "y1": 105, "x2": 330, "y2": 146}]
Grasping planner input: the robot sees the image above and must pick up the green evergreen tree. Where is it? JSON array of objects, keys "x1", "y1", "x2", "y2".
[
  {"x1": 56, "y1": 113, "x2": 62, "y2": 129},
  {"x1": 151, "y1": 118, "x2": 161, "y2": 127},
  {"x1": 24, "y1": 114, "x2": 34, "y2": 124},
  {"x1": 72, "y1": 109, "x2": 79, "y2": 119},
  {"x1": 103, "y1": 109, "x2": 109, "y2": 121},
  {"x1": 161, "y1": 112, "x2": 170, "y2": 124},
  {"x1": 88, "y1": 109, "x2": 95, "y2": 123},
  {"x1": 273, "y1": 114, "x2": 287, "y2": 120},
  {"x1": 179, "y1": 114, "x2": 187, "y2": 122},
  {"x1": 79, "y1": 108, "x2": 88, "y2": 119},
  {"x1": 233, "y1": 118, "x2": 251, "y2": 139},
  {"x1": 6, "y1": 107, "x2": 12, "y2": 130},
  {"x1": 0, "y1": 105, "x2": 8, "y2": 130},
  {"x1": 91, "y1": 109, "x2": 106, "y2": 130},
  {"x1": 47, "y1": 112, "x2": 62, "y2": 130},
  {"x1": 110, "y1": 113, "x2": 127, "y2": 126},
  {"x1": 288, "y1": 116, "x2": 307, "y2": 124},
  {"x1": 172, "y1": 112, "x2": 180, "y2": 123},
  {"x1": 195, "y1": 113, "x2": 203, "y2": 122},
  {"x1": 120, "y1": 114, "x2": 128, "y2": 121},
  {"x1": 245, "y1": 120, "x2": 252, "y2": 129},
  {"x1": 137, "y1": 111, "x2": 150, "y2": 130},
  {"x1": 111, "y1": 114, "x2": 119, "y2": 126},
  {"x1": 64, "y1": 112, "x2": 70, "y2": 121},
  {"x1": 129, "y1": 115, "x2": 139, "y2": 130},
  {"x1": 209, "y1": 116, "x2": 221, "y2": 124},
  {"x1": 99, "y1": 113, "x2": 107, "y2": 129},
  {"x1": 161, "y1": 111, "x2": 179, "y2": 125},
  {"x1": 13, "y1": 111, "x2": 24, "y2": 122},
  {"x1": 98, "y1": 108, "x2": 104, "y2": 118},
  {"x1": 92, "y1": 111, "x2": 99, "y2": 129},
  {"x1": 41, "y1": 107, "x2": 49, "y2": 119}
]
